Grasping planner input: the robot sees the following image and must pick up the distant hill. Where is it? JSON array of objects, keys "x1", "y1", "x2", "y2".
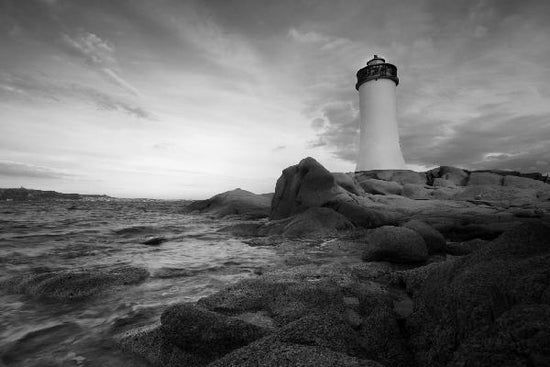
[{"x1": 0, "y1": 188, "x2": 111, "y2": 201}]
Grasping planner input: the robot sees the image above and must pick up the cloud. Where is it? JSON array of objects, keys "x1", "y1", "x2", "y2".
[
  {"x1": 0, "y1": 72, "x2": 153, "y2": 120},
  {"x1": 288, "y1": 28, "x2": 331, "y2": 43},
  {"x1": 0, "y1": 161, "x2": 70, "y2": 179},
  {"x1": 309, "y1": 102, "x2": 359, "y2": 161},
  {"x1": 402, "y1": 112, "x2": 550, "y2": 173},
  {"x1": 311, "y1": 118, "x2": 326, "y2": 130},
  {"x1": 70, "y1": 84, "x2": 153, "y2": 119},
  {"x1": 61, "y1": 31, "x2": 140, "y2": 95}
]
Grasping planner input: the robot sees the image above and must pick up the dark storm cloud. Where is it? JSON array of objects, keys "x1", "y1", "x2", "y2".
[
  {"x1": 405, "y1": 113, "x2": 550, "y2": 171},
  {"x1": 0, "y1": 161, "x2": 69, "y2": 179}
]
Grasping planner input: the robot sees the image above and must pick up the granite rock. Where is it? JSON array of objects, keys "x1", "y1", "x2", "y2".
[
  {"x1": 185, "y1": 189, "x2": 271, "y2": 219},
  {"x1": 362, "y1": 226, "x2": 429, "y2": 263},
  {"x1": 402, "y1": 220, "x2": 446, "y2": 254}
]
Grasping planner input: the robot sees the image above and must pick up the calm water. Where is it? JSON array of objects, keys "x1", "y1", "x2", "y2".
[{"x1": 0, "y1": 199, "x2": 278, "y2": 366}]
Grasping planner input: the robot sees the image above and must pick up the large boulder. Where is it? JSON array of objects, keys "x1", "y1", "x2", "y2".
[
  {"x1": 402, "y1": 222, "x2": 550, "y2": 367},
  {"x1": 270, "y1": 157, "x2": 353, "y2": 219},
  {"x1": 362, "y1": 226, "x2": 429, "y2": 263},
  {"x1": 185, "y1": 189, "x2": 271, "y2": 219},
  {"x1": 160, "y1": 304, "x2": 268, "y2": 359},
  {"x1": 270, "y1": 158, "x2": 401, "y2": 229},
  {"x1": 402, "y1": 220, "x2": 446, "y2": 254},
  {"x1": 0, "y1": 266, "x2": 149, "y2": 301}
]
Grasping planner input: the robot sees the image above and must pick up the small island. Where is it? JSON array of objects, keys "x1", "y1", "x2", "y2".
[{"x1": 0, "y1": 187, "x2": 111, "y2": 201}]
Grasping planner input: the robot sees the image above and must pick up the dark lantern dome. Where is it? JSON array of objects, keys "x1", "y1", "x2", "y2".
[{"x1": 356, "y1": 54, "x2": 399, "y2": 90}]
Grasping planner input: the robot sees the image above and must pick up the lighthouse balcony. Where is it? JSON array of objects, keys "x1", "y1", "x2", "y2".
[{"x1": 356, "y1": 63, "x2": 399, "y2": 89}]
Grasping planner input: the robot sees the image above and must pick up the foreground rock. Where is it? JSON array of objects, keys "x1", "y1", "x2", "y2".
[
  {"x1": 0, "y1": 265, "x2": 148, "y2": 301},
  {"x1": 117, "y1": 221, "x2": 550, "y2": 367},
  {"x1": 400, "y1": 222, "x2": 550, "y2": 366},
  {"x1": 117, "y1": 326, "x2": 210, "y2": 367},
  {"x1": 362, "y1": 226, "x2": 429, "y2": 263},
  {"x1": 160, "y1": 304, "x2": 269, "y2": 359},
  {"x1": 207, "y1": 340, "x2": 383, "y2": 367},
  {"x1": 185, "y1": 188, "x2": 272, "y2": 219},
  {"x1": 198, "y1": 277, "x2": 347, "y2": 325},
  {"x1": 116, "y1": 158, "x2": 550, "y2": 367}
]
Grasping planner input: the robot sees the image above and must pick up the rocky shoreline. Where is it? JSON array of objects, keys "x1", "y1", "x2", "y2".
[
  {"x1": 117, "y1": 157, "x2": 549, "y2": 366},
  {"x1": 4, "y1": 157, "x2": 548, "y2": 366}
]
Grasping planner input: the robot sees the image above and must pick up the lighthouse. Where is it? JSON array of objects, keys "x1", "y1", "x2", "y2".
[{"x1": 355, "y1": 55, "x2": 406, "y2": 171}]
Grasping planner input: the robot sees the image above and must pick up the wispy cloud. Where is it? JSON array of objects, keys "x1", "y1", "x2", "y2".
[
  {"x1": 0, "y1": 161, "x2": 70, "y2": 179},
  {"x1": 0, "y1": 72, "x2": 153, "y2": 120},
  {"x1": 61, "y1": 31, "x2": 140, "y2": 95}
]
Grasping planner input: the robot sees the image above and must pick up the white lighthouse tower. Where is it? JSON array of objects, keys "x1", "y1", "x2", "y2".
[{"x1": 355, "y1": 55, "x2": 406, "y2": 171}]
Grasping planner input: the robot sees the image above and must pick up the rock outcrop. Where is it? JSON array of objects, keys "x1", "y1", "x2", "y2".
[
  {"x1": 270, "y1": 157, "x2": 355, "y2": 219},
  {"x1": 270, "y1": 157, "x2": 402, "y2": 228},
  {"x1": 185, "y1": 189, "x2": 272, "y2": 219},
  {"x1": 115, "y1": 157, "x2": 550, "y2": 367},
  {"x1": 400, "y1": 222, "x2": 550, "y2": 367}
]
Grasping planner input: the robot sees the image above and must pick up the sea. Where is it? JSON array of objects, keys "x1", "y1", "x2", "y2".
[{"x1": 0, "y1": 199, "x2": 279, "y2": 366}]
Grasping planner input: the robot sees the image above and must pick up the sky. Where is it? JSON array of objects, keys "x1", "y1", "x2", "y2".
[{"x1": 1, "y1": 0, "x2": 549, "y2": 199}]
